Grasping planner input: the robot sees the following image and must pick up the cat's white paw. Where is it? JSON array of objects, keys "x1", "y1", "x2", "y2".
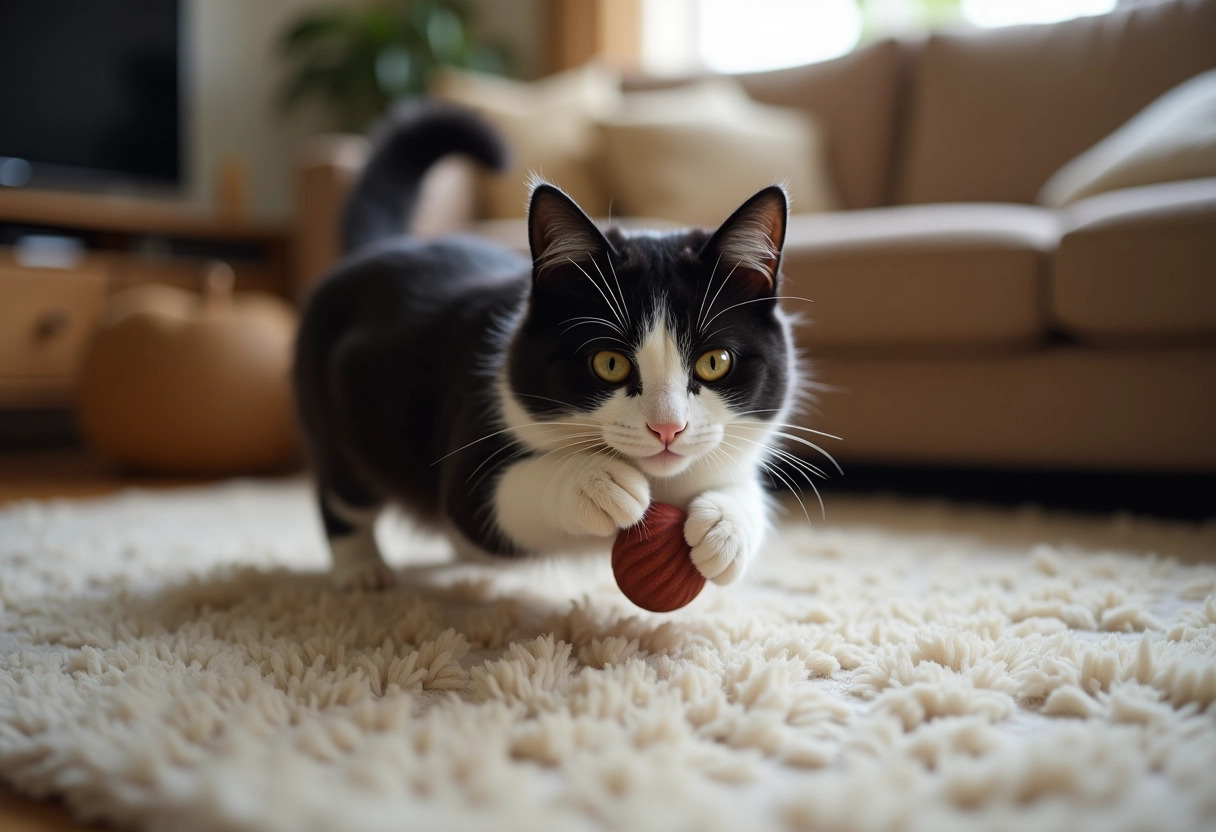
[
  {"x1": 553, "y1": 455, "x2": 650, "y2": 538},
  {"x1": 684, "y1": 491, "x2": 762, "y2": 585},
  {"x1": 330, "y1": 534, "x2": 396, "y2": 591},
  {"x1": 333, "y1": 560, "x2": 397, "y2": 591}
]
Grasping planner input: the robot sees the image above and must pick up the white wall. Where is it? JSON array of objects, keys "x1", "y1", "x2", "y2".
[
  {"x1": 186, "y1": 0, "x2": 544, "y2": 222},
  {"x1": 186, "y1": 0, "x2": 337, "y2": 221},
  {"x1": 471, "y1": 0, "x2": 546, "y2": 80}
]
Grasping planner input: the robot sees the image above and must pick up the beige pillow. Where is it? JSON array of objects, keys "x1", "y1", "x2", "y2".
[
  {"x1": 430, "y1": 64, "x2": 620, "y2": 219},
  {"x1": 1039, "y1": 68, "x2": 1216, "y2": 208},
  {"x1": 595, "y1": 79, "x2": 839, "y2": 226}
]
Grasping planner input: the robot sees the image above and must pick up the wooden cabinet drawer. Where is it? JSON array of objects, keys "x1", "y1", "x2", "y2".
[
  {"x1": 112, "y1": 256, "x2": 279, "y2": 295},
  {"x1": 0, "y1": 259, "x2": 108, "y2": 400}
]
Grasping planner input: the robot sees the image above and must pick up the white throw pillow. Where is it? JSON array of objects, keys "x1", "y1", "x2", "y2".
[
  {"x1": 1038, "y1": 68, "x2": 1216, "y2": 207},
  {"x1": 430, "y1": 64, "x2": 621, "y2": 219},
  {"x1": 595, "y1": 79, "x2": 839, "y2": 226}
]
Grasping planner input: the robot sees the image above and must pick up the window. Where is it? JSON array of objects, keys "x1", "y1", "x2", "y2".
[
  {"x1": 696, "y1": 0, "x2": 863, "y2": 73},
  {"x1": 962, "y1": 0, "x2": 1117, "y2": 28},
  {"x1": 641, "y1": 0, "x2": 1120, "y2": 74}
]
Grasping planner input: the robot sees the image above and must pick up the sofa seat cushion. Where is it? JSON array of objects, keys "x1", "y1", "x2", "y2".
[
  {"x1": 1053, "y1": 178, "x2": 1216, "y2": 344},
  {"x1": 809, "y1": 348, "x2": 1216, "y2": 471},
  {"x1": 780, "y1": 204, "x2": 1059, "y2": 351}
]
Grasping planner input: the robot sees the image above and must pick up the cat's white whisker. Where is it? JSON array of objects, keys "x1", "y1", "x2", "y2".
[
  {"x1": 730, "y1": 418, "x2": 842, "y2": 443},
  {"x1": 560, "y1": 316, "x2": 626, "y2": 337},
  {"x1": 577, "y1": 335, "x2": 631, "y2": 353},
  {"x1": 769, "y1": 446, "x2": 827, "y2": 483},
  {"x1": 432, "y1": 420, "x2": 602, "y2": 465},
  {"x1": 724, "y1": 431, "x2": 828, "y2": 481},
  {"x1": 511, "y1": 392, "x2": 590, "y2": 412},
  {"x1": 730, "y1": 427, "x2": 843, "y2": 475},
  {"x1": 704, "y1": 443, "x2": 750, "y2": 478},
  {"x1": 764, "y1": 448, "x2": 827, "y2": 519},
  {"x1": 464, "y1": 428, "x2": 598, "y2": 481},
  {"x1": 702, "y1": 296, "x2": 814, "y2": 331},
  {"x1": 470, "y1": 436, "x2": 605, "y2": 490},
  {"x1": 717, "y1": 436, "x2": 815, "y2": 523},
  {"x1": 730, "y1": 412, "x2": 842, "y2": 438},
  {"x1": 533, "y1": 431, "x2": 605, "y2": 443},
  {"x1": 528, "y1": 438, "x2": 607, "y2": 468},
  {"x1": 567, "y1": 257, "x2": 628, "y2": 332},
  {"x1": 699, "y1": 260, "x2": 741, "y2": 334},
  {"x1": 604, "y1": 255, "x2": 628, "y2": 324},
  {"x1": 465, "y1": 444, "x2": 525, "y2": 486},
  {"x1": 726, "y1": 426, "x2": 829, "y2": 477},
  {"x1": 701, "y1": 325, "x2": 737, "y2": 345},
  {"x1": 591, "y1": 254, "x2": 630, "y2": 327},
  {"x1": 696, "y1": 254, "x2": 723, "y2": 332}
]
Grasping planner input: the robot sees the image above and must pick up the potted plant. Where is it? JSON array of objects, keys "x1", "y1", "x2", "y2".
[{"x1": 277, "y1": 0, "x2": 504, "y2": 132}]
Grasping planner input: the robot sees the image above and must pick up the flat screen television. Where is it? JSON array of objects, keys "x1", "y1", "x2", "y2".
[{"x1": 0, "y1": 0, "x2": 183, "y2": 192}]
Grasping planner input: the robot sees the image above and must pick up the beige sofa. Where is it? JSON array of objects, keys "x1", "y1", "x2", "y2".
[{"x1": 295, "y1": 0, "x2": 1216, "y2": 473}]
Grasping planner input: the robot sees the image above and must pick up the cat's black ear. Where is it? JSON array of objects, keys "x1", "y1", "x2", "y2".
[
  {"x1": 701, "y1": 185, "x2": 788, "y2": 295},
  {"x1": 527, "y1": 182, "x2": 613, "y2": 283}
]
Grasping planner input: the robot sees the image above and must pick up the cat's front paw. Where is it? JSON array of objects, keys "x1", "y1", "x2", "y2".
[
  {"x1": 333, "y1": 559, "x2": 397, "y2": 591},
  {"x1": 684, "y1": 491, "x2": 764, "y2": 585},
  {"x1": 552, "y1": 455, "x2": 650, "y2": 538},
  {"x1": 330, "y1": 534, "x2": 396, "y2": 591}
]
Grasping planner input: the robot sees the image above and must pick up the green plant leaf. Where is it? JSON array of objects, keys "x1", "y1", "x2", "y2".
[
  {"x1": 426, "y1": 6, "x2": 466, "y2": 63},
  {"x1": 279, "y1": 11, "x2": 347, "y2": 53},
  {"x1": 275, "y1": 0, "x2": 507, "y2": 127}
]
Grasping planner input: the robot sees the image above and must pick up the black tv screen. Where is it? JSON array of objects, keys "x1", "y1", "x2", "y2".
[{"x1": 0, "y1": 0, "x2": 182, "y2": 190}]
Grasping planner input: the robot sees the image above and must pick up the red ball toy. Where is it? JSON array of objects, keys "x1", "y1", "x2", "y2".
[{"x1": 612, "y1": 502, "x2": 706, "y2": 612}]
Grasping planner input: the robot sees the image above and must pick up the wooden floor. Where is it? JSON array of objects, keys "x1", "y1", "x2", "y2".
[
  {"x1": 0, "y1": 450, "x2": 219, "y2": 506},
  {"x1": 0, "y1": 788, "x2": 105, "y2": 832},
  {"x1": 0, "y1": 450, "x2": 226, "y2": 830}
]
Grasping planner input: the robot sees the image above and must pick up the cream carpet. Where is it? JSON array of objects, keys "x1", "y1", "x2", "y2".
[{"x1": 1, "y1": 481, "x2": 1215, "y2": 832}]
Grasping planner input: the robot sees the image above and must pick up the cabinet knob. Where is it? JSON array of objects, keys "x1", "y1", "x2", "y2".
[{"x1": 34, "y1": 309, "x2": 70, "y2": 341}]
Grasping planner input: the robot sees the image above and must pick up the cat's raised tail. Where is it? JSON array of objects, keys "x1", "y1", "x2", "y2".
[{"x1": 341, "y1": 99, "x2": 508, "y2": 254}]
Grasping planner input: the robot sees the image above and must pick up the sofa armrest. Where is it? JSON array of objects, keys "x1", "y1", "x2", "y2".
[
  {"x1": 1053, "y1": 177, "x2": 1216, "y2": 343},
  {"x1": 1061, "y1": 176, "x2": 1216, "y2": 233},
  {"x1": 292, "y1": 134, "x2": 482, "y2": 297},
  {"x1": 294, "y1": 135, "x2": 368, "y2": 297}
]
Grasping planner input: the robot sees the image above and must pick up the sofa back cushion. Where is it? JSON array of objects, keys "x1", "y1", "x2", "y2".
[
  {"x1": 1038, "y1": 68, "x2": 1216, "y2": 207},
  {"x1": 624, "y1": 39, "x2": 901, "y2": 211},
  {"x1": 597, "y1": 79, "x2": 840, "y2": 225},
  {"x1": 896, "y1": 0, "x2": 1216, "y2": 205},
  {"x1": 431, "y1": 64, "x2": 621, "y2": 219},
  {"x1": 736, "y1": 39, "x2": 902, "y2": 210}
]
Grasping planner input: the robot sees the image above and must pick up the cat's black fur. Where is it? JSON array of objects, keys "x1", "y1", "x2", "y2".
[{"x1": 294, "y1": 101, "x2": 791, "y2": 559}]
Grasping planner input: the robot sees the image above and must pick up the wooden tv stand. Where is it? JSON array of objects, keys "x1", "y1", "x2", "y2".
[{"x1": 0, "y1": 187, "x2": 293, "y2": 409}]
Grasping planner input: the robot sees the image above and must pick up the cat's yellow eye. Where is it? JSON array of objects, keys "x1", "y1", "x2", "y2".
[
  {"x1": 694, "y1": 349, "x2": 732, "y2": 382},
  {"x1": 591, "y1": 350, "x2": 632, "y2": 383}
]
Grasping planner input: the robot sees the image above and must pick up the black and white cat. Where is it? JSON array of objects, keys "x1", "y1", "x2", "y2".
[{"x1": 294, "y1": 101, "x2": 817, "y2": 591}]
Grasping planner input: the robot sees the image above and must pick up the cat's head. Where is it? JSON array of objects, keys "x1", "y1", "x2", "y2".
[{"x1": 502, "y1": 183, "x2": 798, "y2": 480}]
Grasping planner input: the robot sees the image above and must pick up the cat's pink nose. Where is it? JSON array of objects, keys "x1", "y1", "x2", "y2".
[{"x1": 648, "y1": 422, "x2": 686, "y2": 446}]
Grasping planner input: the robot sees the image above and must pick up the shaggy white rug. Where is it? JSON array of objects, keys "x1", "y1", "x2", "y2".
[{"x1": 1, "y1": 481, "x2": 1215, "y2": 832}]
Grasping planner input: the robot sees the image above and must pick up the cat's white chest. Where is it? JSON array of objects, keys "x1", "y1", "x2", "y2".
[
  {"x1": 648, "y1": 459, "x2": 744, "y2": 510},
  {"x1": 649, "y1": 478, "x2": 701, "y2": 510}
]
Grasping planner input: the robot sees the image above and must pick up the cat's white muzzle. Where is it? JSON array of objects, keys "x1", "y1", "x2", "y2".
[
  {"x1": 635, "y1": 447, "x2": 691, "y2": 477},
  {"x1": 615, "y1": 423, "x2": 725, "y2": 478}
]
